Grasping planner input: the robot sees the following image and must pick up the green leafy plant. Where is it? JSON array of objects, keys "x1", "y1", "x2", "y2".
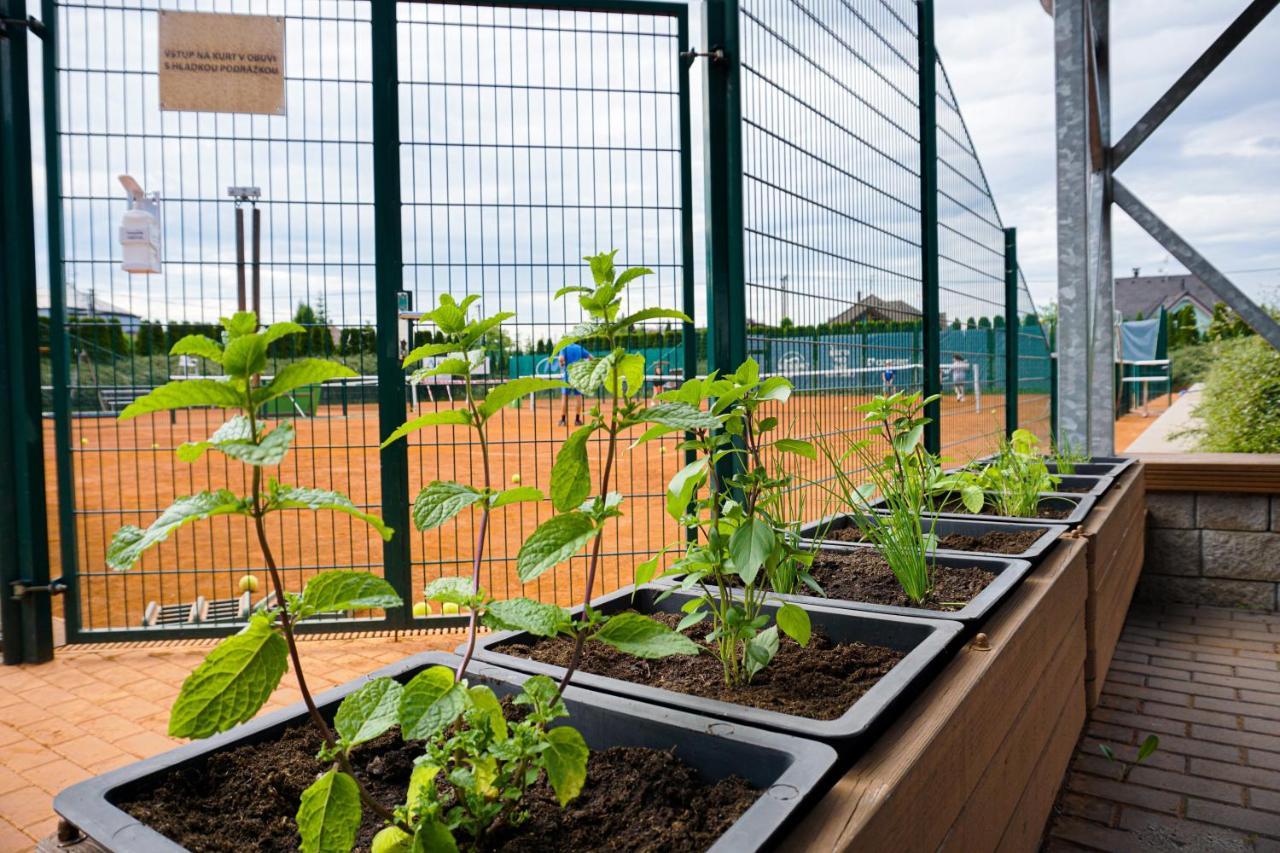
[
  {"x1": 974, "y1": 428, "x2": 1060, "y2": 517},
  {"x1": 814, "y1": 392, "x2": 980, "y2": 606},
  {"x1": 646, "y1": 359, "x2": 815, "y2": 688},
  {"x1": 1050, "y1": 436, "x2": 1089, "y2": 475},
  {"x1": 1099, "y1": 733, "x2": 1160, "y2": 783},
  {"x1": 106, "y1": 313, "x2": 411, "y2": 845},
  {"x1": 1179, "y1": 335, "x2": 1280, "y2": 453}
]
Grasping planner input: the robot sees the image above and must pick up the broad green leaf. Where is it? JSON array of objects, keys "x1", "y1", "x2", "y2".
[
  {"x1": 371, "y1": 827, "x2": 413, "y2": 853},
  {"x1": 775, "y1": 602, "x2": 811, "y2": 646},
  {"x1": 775, "y1": 438, "x2": 816, "y2": 460},
  {"x1": 296, "y1": 769, "x2": 362, "y2": 853},
  {"x1": 606, "y1": 353, "x2": 646, "y2": 398},
  {"x1": 757, "y1": 376, "x2": 793, "y2": 402},
  {"x1": 591, "y1": 612, "x2": 700, "y2": 658},
  {"x1": 666, "y1": 458, "x2": 708, "y2": 519},
  {"x1": 380, "y1": 409, "x2": 472, "y2": 447},
  {"x1": 633, "y1": 551, "x2": 663, "y2": 586},
  {"x1": 412, "y1": 481, "x2": 484, "y2": 531},
  {"x1": 175, "y1": 415, "x2": 253, "y2": 462},
  {"x1": 516, "y1": 512, "x2": 598, "y2": 582},
  {"x1": 107, "y1": 490, "x2": 250, "y2": 570},
  {"x1": 613, "y1": 266, "x2": 655, "y2": 289},
  {"x1": 118, "y1": 379, "x2": 246, "y2": 421},
  {"x1": 553, "y1": 285, "x2": 593, "y2": 300},
  {"x1": 334, "y1": 677, "x2": 403, "y2": 749},
  {"x1": 412, "y1": 820, "x2": 458, "y2": 853},
  {"x1": 467, "y1": 685, "x2": 507, "y2": 741},
  {"x1": 177, "y1": 418, "x2": 295, "y2": 467},
  {"x1": 266, "y1": 485, "x2": 394, "y2": 540},
  {"x1": 255, "y1": 360, "x2": 357, "y2": 406},
  {"x1": 482, "y1": 598, "x2": 568, "y2": 637},
  {"x1": 168, "y1": 614, "x2": 288, "y2": 738},
  {"x1": 477, "y1": 377, "x2": 567, "y2": 420},
  {"x1": 221, "y1": 312, "x2": 258, "y2": 338},
  {"x1": 729, "y1": 518, "x2": 775, "y2": 585},
  {"x1": 423, "y1": 576, "x2": 482, "y2": 605},
  {"x1": 263, "y1": 321, "x2": 306, "y2": 345},
  {"x1": 169, "y1": 334, "x2": 224, "y2": 363},
  {"x1": 1137, "y1": 734, "x2": 1160, "y2": 762},
  {"x1": 490, "y1": 486, "x2": 543, "y2": 509},
  {"x1": 617, "y1": 306, "x2": 689, "y2": 327},
  {"x1": 409, "y1": 357, "x2": 471, "y2": 381},
  {"x1": 640, "y1": 402, "x2": 720, "y2": 431},
  {"x1": 296, "y1": 571, "x2": 402, "y2": 620},
  {"x1": 222, "y1": 333, "x2": 268, "y2": 378},
  {"x1": 460, "y1": 312, "x2": 516, "y2": 349},
  {"x1": 568, "y1": 357, "x2": 611, "y2": 395},
  {"x1": 552, "y1": 322, "x2": 603, "y2": 356},
  {"x1": 745, "y1": 625, "x2": 780, "y2": 677},
  {"x1": 543, "y1": 726, "x2": 589, "y2": 806},
  {"x1": 400, "y1": 665, "x2": 466, "y2": 740},
  {"x1": 629, "y1": 424, "x2": 675, "y2": 448},
  {"x1": 403, "y1": 341, "x2": 459, "y2": 365},
  {"x1": 892, "y1": 423, "x2": 924, "y2": 456},
  {"x1": 551, "y1": 425, "x2": 594, "y2": 512}
]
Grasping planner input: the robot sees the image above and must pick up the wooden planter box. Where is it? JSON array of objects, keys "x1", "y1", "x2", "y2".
[
  {"x1": 1075, "y1": 461, "x2": 1146, "y2": 708},
  {"x1": 779, "y1": 537, "x2": 1087, "y2": 853}
]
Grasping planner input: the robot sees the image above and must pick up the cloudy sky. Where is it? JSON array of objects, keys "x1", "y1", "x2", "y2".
[{"x1": 935, "y1": 0, "x2": 1280, "y2": 310}]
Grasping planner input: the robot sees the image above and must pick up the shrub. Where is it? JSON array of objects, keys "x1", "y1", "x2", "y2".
[
  {"x1": 1169, "y1": 341, "x2": 1216, "y2": 390},
  {"x1": 1185, "y1": 336, "x2": 1280, "y2": 453}
]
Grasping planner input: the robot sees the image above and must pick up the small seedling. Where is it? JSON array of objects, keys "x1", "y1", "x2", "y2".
[
  {"x1": 974, "y1": 428, "x2": 1060, "y2": 517},
  {"x1": 1099, "y1": 733, "x2": 1160, "y2": 782}
]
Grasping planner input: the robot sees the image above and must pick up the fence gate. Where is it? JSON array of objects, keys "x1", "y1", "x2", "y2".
[{"x1": 42, "y1": 0, "x2": 693, "y2": 642}]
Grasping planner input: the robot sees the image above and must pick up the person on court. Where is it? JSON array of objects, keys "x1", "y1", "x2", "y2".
[
  {"x1": 559, "y1": 342, "x2": 592, "y2": 426},
  {"x1": 950, "y1": 353, "x2": 968, "y2": 403}
]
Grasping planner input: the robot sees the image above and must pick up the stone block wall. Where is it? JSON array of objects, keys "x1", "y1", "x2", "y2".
[{"x1": 1136, "y1": 492, "x2": 1280, "y2": 610}]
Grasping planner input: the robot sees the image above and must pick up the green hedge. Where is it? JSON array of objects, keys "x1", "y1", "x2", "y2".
[{"x1": 1185, "y1": 336, "x2": 1280, "y2": 453}]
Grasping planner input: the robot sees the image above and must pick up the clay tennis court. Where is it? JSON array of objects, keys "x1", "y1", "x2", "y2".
[{"x1": 42, "y1": 389, "x2": 1050, "y2": 633}]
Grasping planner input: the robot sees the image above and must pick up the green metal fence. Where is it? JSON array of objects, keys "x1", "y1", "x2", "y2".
[{"x1": 4, "y1": 0, "x2": 1048, "y2": 646}]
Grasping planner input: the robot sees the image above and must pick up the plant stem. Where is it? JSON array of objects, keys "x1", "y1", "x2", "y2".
[{"x1": 456, "y1": 370, "x2": 492, "y2": 681}]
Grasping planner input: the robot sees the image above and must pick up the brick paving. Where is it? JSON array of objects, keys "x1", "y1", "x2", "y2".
[
  {"x1": 1046, "y1": 604, "x2": 1280, "y2": 852},
  {"x1": 0, "y1": 630, "x2": 460, "y2": 850}
]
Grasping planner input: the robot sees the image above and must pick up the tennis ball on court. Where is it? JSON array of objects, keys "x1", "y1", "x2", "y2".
[
  {"x1": 151, "y1": 443, "x2": 160, "y2": 449},
  {"x1": 80, "y1": 437, "x2": 89, "y2": 445},
  {"x1": 371, "y1": 826, "x2": 412, "y2": 853},
  {"x1": 238, "y1": 574, "x2": 259, "y2": 593},
  {"x1": 659, "y1": 446, "x2": 667, "y2": 454},
  {"x1": 441, "y1": 601, "x2": 461, "y2": 615},
  {"x1": 511, "y1": 473, "x2": 522, "y2": 484},
  {"x1": 413, "y1": 601, "x2": 433, "y2": 618}
]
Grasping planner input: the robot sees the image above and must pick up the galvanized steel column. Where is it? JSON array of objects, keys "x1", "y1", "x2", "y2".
[{"x1": 1088, "y1": 0, "x2": 1115, "y2": 454}]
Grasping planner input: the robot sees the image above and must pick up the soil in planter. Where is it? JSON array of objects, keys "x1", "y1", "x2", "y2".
[
  {"x1": 804, "y1": 548, "x2": 997, "y2": 611},
  {"x1": 826, "y1": 524, "x2": 1047, "y2": 555},
  {"x1": 117, "y1": 721, "x2": 756, "y2": 853},
  {"x1": 936, "y1": 496, "x2": 1072, "y2": 519},
  {"x1": 503, "y1": 612, "x2": 904, "y2": 720}
]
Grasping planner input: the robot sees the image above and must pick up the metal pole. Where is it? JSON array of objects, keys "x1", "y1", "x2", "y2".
[
  {"x1": 251, "y1": 204, "x2": 261, "y2": 320},
  {"x1": 235, "y1": 205, "x2": 246, "y2": 312},
  {"x1": 1004, "y1": 227, "x2": 1019, "y2": 436},
  {"x1": 918, "y1": 0, "x2": 941, "y2": 453},
  {"x1": 371, "y1": 0, "x2": 412, "y2": 626},
  {"x1": 0, "y1": 0, "x2": 56, "y2": 663},
  {"x1": 1088, "y1": 0, "x2": 1115, "y2": 455}
]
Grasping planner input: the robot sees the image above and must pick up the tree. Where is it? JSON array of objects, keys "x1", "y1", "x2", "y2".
[
  {"x1": 950, "y1": 318, "x2": 962, "y2": 331},
  {"x1": 1167, "y1": 305, "x2": 1200, "y2": 349},
  {"x1": 993, "y1": 315, "x2": 1006, "y2": 329},
  {"x1": 966, "y1": 317, "x2": 977, "y2": 330},
  {"x1": 978, "y1": 316, "x2": 992, "y2": 329}
]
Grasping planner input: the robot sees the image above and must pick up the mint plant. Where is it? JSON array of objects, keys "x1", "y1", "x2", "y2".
[
  {"x1": 646, "y1": 359, "x2": 815, "y2": 688},
  {"x1": 975, "y1": 428, "x2": 1061, "y2": 517},
  {"x1": 815, "y1": 392, "x2": 981, "y2": 605}
]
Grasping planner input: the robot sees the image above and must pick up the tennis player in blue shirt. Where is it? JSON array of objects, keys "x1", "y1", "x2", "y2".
[{"x1": 558, "y1": 342, "x2": 592, "y2": 426}]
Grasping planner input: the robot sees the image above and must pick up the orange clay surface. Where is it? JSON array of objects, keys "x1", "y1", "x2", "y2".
[{"x1": 43, "y1": 391, "x2": 1051, "y2": 632}]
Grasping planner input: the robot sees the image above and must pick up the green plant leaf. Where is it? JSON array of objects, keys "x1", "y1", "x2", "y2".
[
  {"x1": 775, "y1": 602, "x2": 811, "y2": 646},
  {"x1": 666, "y1": 457, "x2": 708, "y2": 519},
  {"x1": 728, "y1": 518, "x2": 775, "y2": 585},
  {"x1": 177, "y1": 418, "x2": 295, "y2": 466},
  {"x1": 757, "y1": 376, "x2": 793, "y2": 402},
  {"x1": 222, "y1": 311, "x2": 258, "y2": 338},
  {"x1": 296, "y1": 571, "x2": 402, "y2": 620},
  {"x1": 639, "y1": 402, "x2": 720, "y2": 431},
  {"x1": 412, "y1": 820, "x2": 458, "y2": 853},
  {"x1": 567, "y1": 357, "x2": 612, "y2": 395},
  {"x1": 745, "y1": 625, "x2": 780, "y2": 677},
  {"x1": 409, "y1": 357, "x2": 471, "y2": 381},
  {"x1": 617, "y1": 306, "x2": 689, "y2": 327},
  {"x1": 1098, "y1": 744, "x2": 1116, "y2": 762},
  {"x1": 775, "y1": 438, "x2": 816, "y2": 460},
  {"x1": 551, "y1": 424, "x2": 594, "y2": 512},
  {"x1": 606, "y1": 353, "x2": 646, "y2": 398},
  {"x1": 490, "y1": 486, "x2": 543, "y2": 509},
  {"x1": 334, "y1": 677, "x2": 403, "y2": 749},
  {"x1": 402, "y1": 341, "x2": 458, "y2": 365},
  {"x1": 412, "y1": 481, "x2": 485, "y2": 531},
  {"x1": 296, "y1": 769, "x2": 362, "y2": 853},
  {"x1": 467, "y1": 685, "x2": 507, "y2": 741},
  {"x1": 516, "y1": 512, "x2": 598, "y2": 582},
  {"x1": 222, "y1": 332, "x2": 268, "y2": 378},
  {"x1": 591, "y1": 612, "x2": 701, "y2": 658},
  {"x1": 263, "y1": 321, "x2": 306, "y2": 345},
  {"x1": 266, "y1": 485, "x2": 394, "y2": 540},
  {"x1": 380, "y1": 409, "x2": 472, "y2": 447},
  {"x1": 1137, "y1": 734, "x2": 1160, "y2": 762},
  {"x1": 168, "y1": 614, "x2": 288, "y2": 738},
  {"x1": 169, "y1": 334, "x2": 225, "y2": 363},
  {"x1": 107, "y1": 490, "x2": 250, "y2": 570},
  {"x1": 118, "y1": 379, "x2": 246, "y2": 421},
  {"x1": 482, "y1": 598, "x2": 568, "y2": 636},
  {"x1": 477, "y1": 377, "x2": 567, "y2": 420},
  {"x1": 255, "y1": 359, "x2": 357, "y2": 406},
  {"x1": 399, "y1": 665, "x2": 466, "y2": 740},
  {"x1": 423, "y1": 576, "x2": 483, "y2": 605},
  {"x1": 543, "y1": 726, "x2": 589, "y2": 806}
]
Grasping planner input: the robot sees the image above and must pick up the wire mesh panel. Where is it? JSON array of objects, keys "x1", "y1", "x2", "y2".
[
  {"x1": 47, "y1": 0, "x2": 386, "y2": 636},
  {"x1": 395, "y1": 2, "x2": 691, "y2": 610}
]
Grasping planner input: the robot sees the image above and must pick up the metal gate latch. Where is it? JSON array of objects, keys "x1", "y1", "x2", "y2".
[
  {"x1": 680, "y1": 46, "x2": 728, "y2": 65},
  {"x1": 0, "y1": 16, "x2": 46, "y2": 39},
  {"x1": 10, "y1": 579, "x2": 66, "y2": 601}
]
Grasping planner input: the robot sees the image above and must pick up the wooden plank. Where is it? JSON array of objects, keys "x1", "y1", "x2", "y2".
[
  {"x1": 993, "y1": 671, "x2": 1088, "y2": 853},
  {"x1": 780, "y1": 538, "x2": 1087, "y2": 853},
  {"x1": 1134, "y1": 453, "x2": 1280, "y2": 494},
  {"x1": 1086, "y1": 517, "x2": 1145, "y2": 707},
  {"x1": 939, "y1": 604, "x2": 1085, "y2": 852}
]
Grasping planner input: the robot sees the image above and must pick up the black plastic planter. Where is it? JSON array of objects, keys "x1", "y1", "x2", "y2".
[
  {"x1": 1051, "y1": 474, "x2": 1115, "y2": 496},
  {"x1": 470, "y1": 585, "x2": 960, "y2": 753},
  {"x1": 53, "y1": 652, "x2": 838, "y2": 853},
  {"x1": 797, "y1": 512, "x2": 1067, "y2": 563},
  {"x1": 873, "y1": 491, "x2": 1097, "y2": 526},
  {"x1": 972, "y1": 452, "x2": 1135, "y2": 479}
]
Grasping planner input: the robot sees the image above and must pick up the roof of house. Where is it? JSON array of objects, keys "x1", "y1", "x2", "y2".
[
  {"x1": 1114, "y1": 274, "x2": 1218, "y2": 320},
  {"x1": 828, "y1": 293, "x2": 921, "y2": 324}
]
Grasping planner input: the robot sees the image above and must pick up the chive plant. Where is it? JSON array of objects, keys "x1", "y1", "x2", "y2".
[{"x1": 1050, "y1": 436, "x2": 1090, "y2": 474}]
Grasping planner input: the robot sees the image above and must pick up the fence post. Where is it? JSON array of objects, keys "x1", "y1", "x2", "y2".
[
  {"x1": 0, "y1": 0, "x2": 56, "y2": 663},
  {"x1": 1004, "y1": 227, "x2": 1019, "y2": 436},
  {"x1": 370, "y1": 0, "x2": 413, "y2": 626},
  {"x1": 703, "y1": 0, "x2": 746, "y2": 376},
  {"x1": 917, "y1": 0, "x2": 941, "y2": 453}
]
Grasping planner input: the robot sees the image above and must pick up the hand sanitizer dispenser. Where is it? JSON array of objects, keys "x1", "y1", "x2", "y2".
[{"x1": 118, "y1": 175, "x2": 161, "y2": 274}]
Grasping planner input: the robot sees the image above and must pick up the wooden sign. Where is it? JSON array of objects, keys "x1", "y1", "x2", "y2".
[{"x1": 158, "y1": 11, "x2": 286, "y2": 115}]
